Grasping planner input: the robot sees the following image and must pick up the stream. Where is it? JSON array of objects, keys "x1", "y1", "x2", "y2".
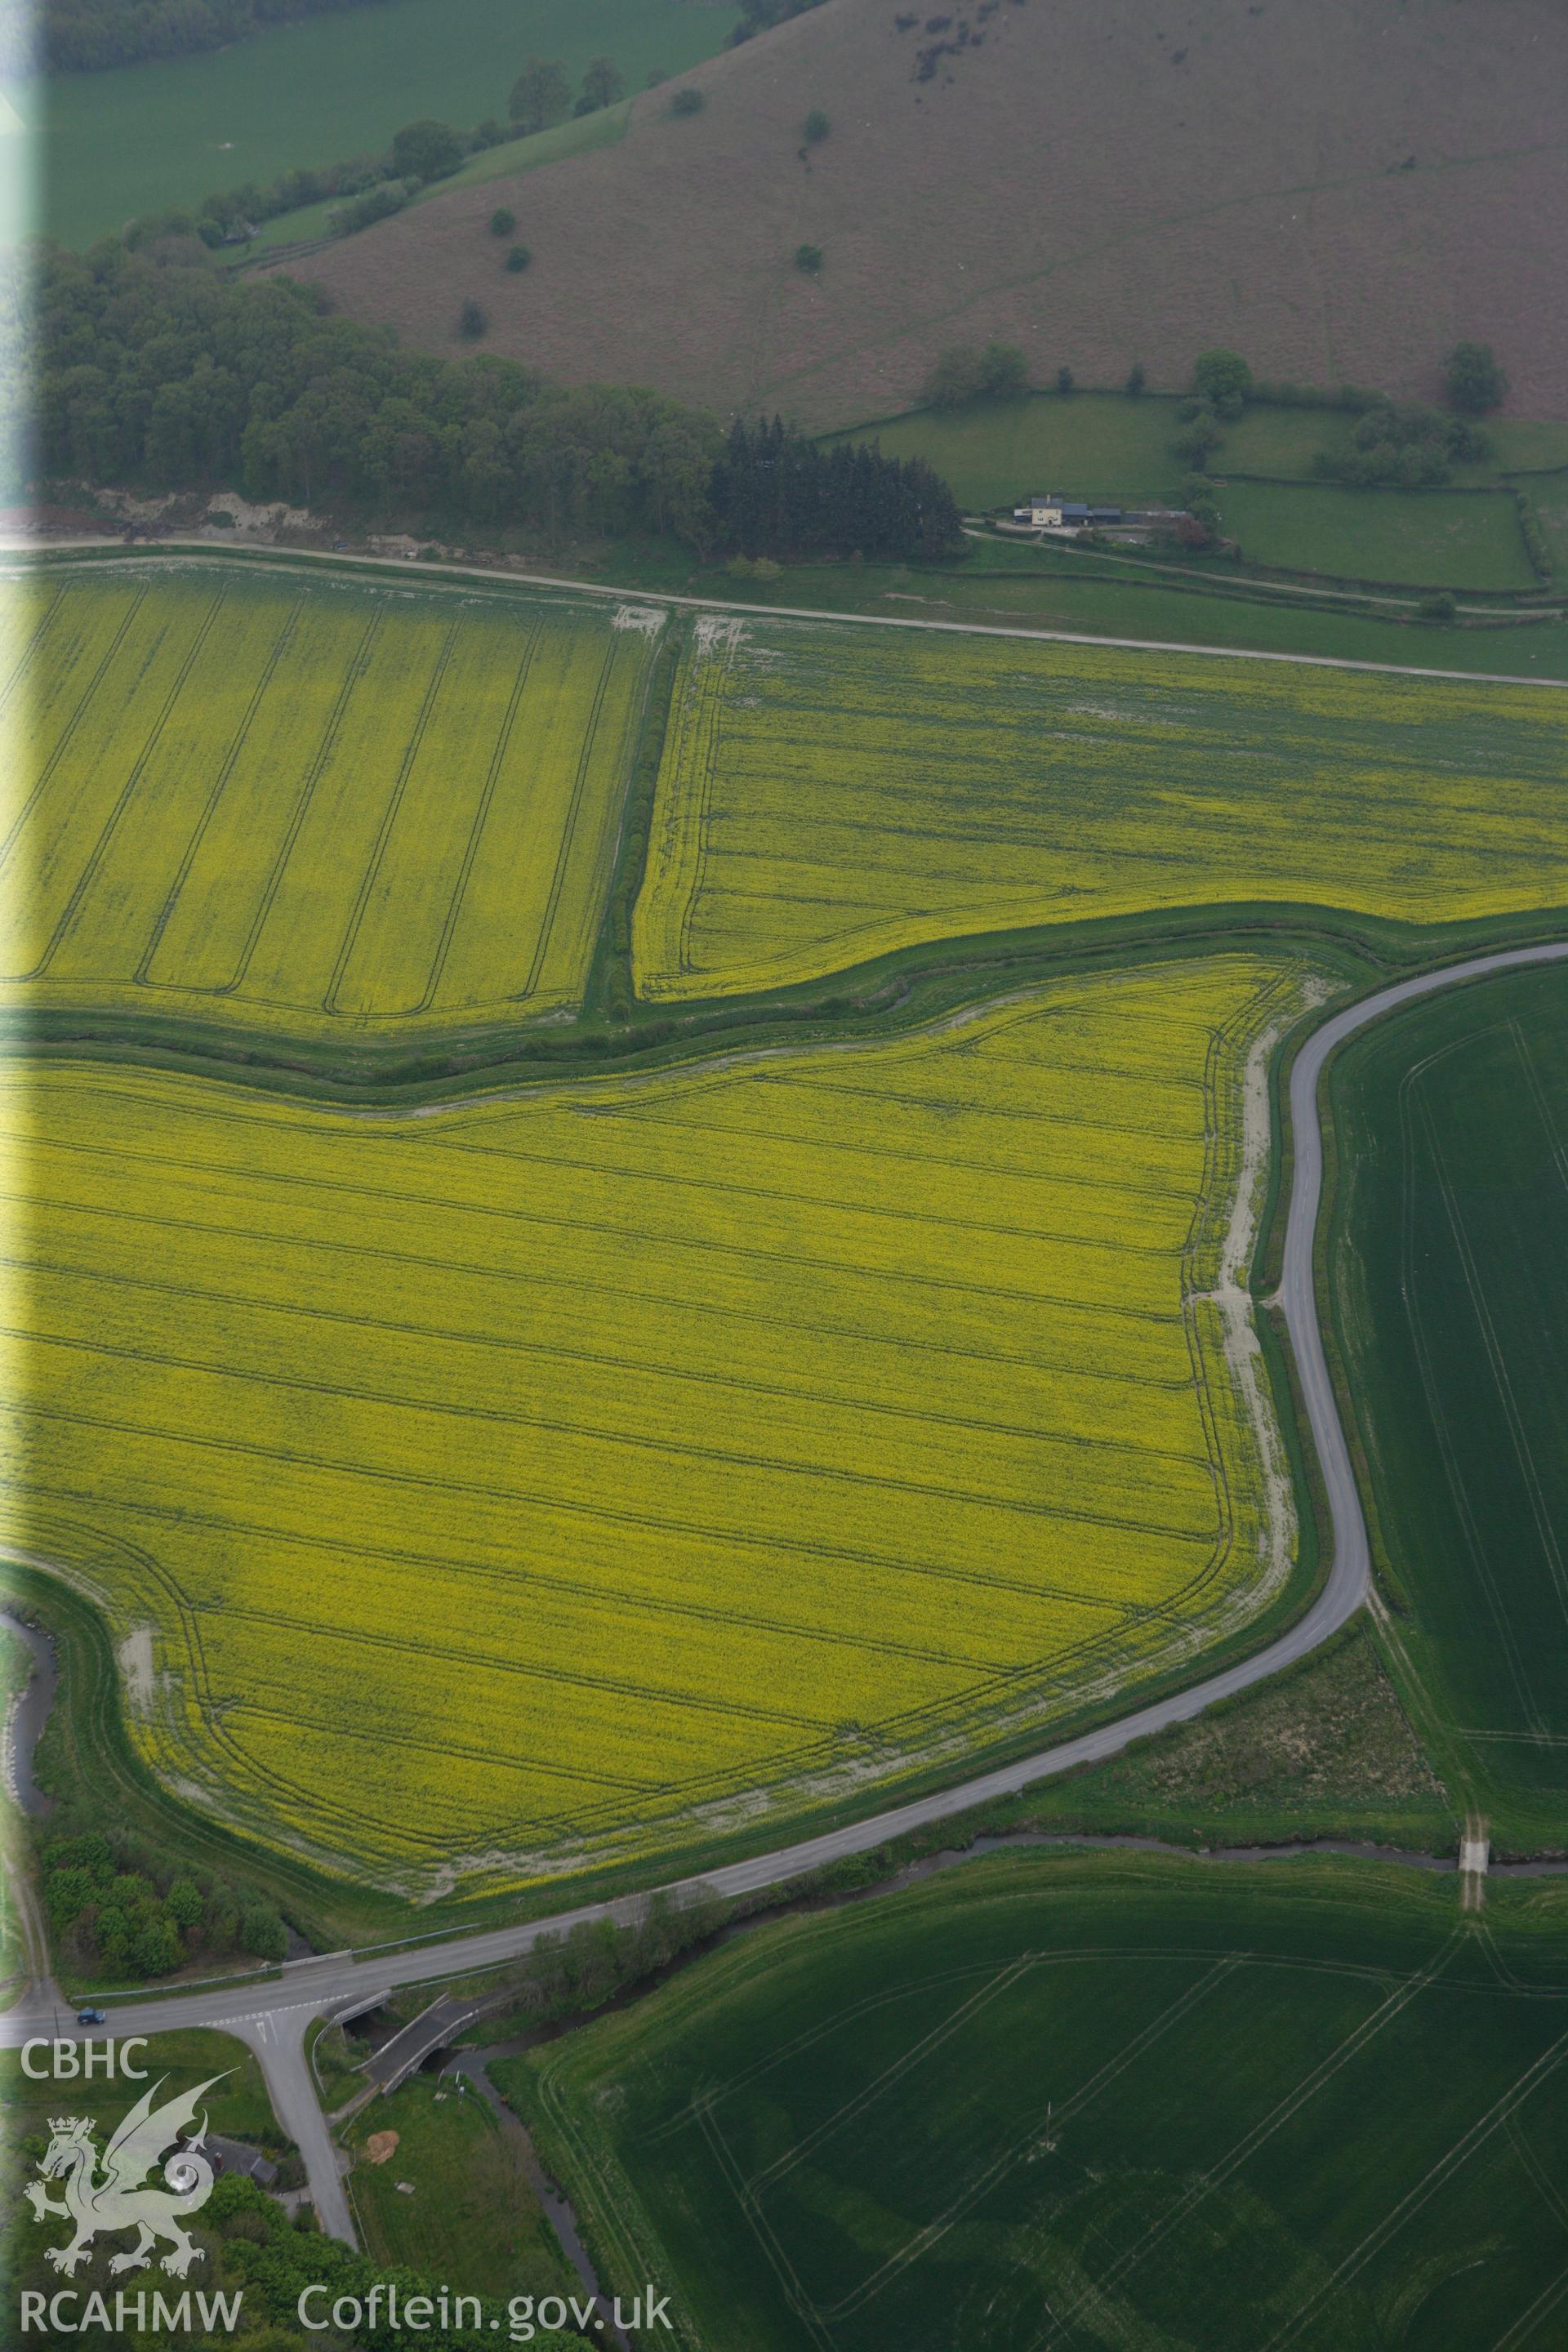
[
  {"x1": 6, "y1": 1569, "x2": 1565, "y2": 2332},
  {"x1": 1, "y1": 1606, "x2": 57, "y2": 1816},
  {"x1": 441, "y1": 2051, "x2": 633, "y2": 2352}
]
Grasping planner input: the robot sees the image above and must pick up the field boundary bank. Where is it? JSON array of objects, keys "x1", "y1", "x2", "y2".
[
  {"x1": 8, "y1": 542, "x2": 1567, "y2": 689},
  {"x1": 11, "y1": 902, "x2": 1568, "y2": 1107}
]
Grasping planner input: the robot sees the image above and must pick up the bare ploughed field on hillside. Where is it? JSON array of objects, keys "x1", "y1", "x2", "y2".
[{"x1": 283, "y1": 0, "x2": 1568, "y2": 426}]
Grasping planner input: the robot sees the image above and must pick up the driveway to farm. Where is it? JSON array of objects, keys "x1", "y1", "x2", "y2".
[
  {"x1": 7, "y1": 938, "x2": 1568, "y2": 2245},
  {"x1": 962, "y1": 523, "x2": 1562, "y2": 615}
]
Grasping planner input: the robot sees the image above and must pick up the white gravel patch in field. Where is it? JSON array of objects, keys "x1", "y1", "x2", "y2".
[{"x1": 117, "y1": 1625, "x2": 155, "y2": 1715}]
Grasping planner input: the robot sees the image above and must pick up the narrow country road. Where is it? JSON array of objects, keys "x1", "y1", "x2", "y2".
[
  {"x1": 6, "y1": 939, "x2": 1566, "y2": 2245},
  {"x1": 7, "y1": 538, "x2": 1566, "y2": 689}
]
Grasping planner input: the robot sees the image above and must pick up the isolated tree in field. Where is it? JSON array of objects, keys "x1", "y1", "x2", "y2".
[
  {"x1": 580, "y1": 56, "x2": 625, "y2": 110},
  {"x1": 1171, "y1": 404, "x2": 1224, "y2": 465},
  {"x1": 1125, "y1": 361, "x2": 1147, "y2": 395},
  {"x1": 489, "y1": 207, "x2": 516, "y2": 238},
  {"x1": 1445, "y1": 341, "x2": 1507, "y2": 414},
  {"x1": 924, "y1": 341, "x2": 1027, "y2": 408},
  {"x1": 802, "y1": 107, "x2": 831, "y2": 143},
  {"x1": 458, "y1": 298, "x2": 488, "y2": 340},
  {"x1": 1056, "y1": 364, "x2": 1075, "y2": 395},
  {"x1": 795, "y1": 243, "x2": 823, "y2": 273},
  {"x1": 509, "y1": 56, "x2": 572, "y2": 133},
  {"x1": 390, "y1": 118, "x2": 465, "y2": 184},
  {"x1": 506, "y1": 243, "x2": 532, "y2": 273},
  {"x1": 1192, "y1": 346, "x2": 1252, "y2": 416},
  {"x1": 924, "y1": 345, "x2": 984, "y2": 408},
  {"x1": 1419, "y1": 590, "x2": 1457, "y2": 621},
  {"x1": 978, "y1": 341, "x2": 1029, "y2": 399},
  {"x1": 669, "y1": 85, "x2": 706, "y2": 116}
]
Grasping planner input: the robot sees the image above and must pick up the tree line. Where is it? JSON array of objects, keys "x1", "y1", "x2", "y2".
[
  {"x1": 16, "y1": 0, "x2": 817, "y2": 76},
  {"x1": 2, "y1": 0, "x2": 396, "y2": 76},
  {"x1": 163, "y1": 56, "x2": 631, "y2": 254},
  {"x1": 32, "y1": 243, "x2": 964, "y2": 562},
  {"x1": 715, "y1": 416, "x2": 962, "y2": 562},
  {"x1": 41, "y1": 1825, "x2": 287, "y2": 1979},
  {"x1": 733, "y1": 0, "x2": 830, "y2": 39}
]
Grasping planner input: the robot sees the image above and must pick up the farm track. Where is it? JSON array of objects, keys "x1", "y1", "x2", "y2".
[
  {"x1": 8, "y1": 941, "x2": 1568, "y2": 2247},
  {"x1": 964, "y1": 523, "x2": 1566, "y2": 612},
  {"x1": 11, "y1": 540, "x2": 1567, "y2": 689}
]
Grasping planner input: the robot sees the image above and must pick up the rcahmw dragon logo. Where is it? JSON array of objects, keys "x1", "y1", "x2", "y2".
[{"x1": 25, "y1": 2074, "x2": 227, "y2": 2278}]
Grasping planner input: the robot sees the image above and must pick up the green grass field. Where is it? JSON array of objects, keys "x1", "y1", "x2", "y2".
[
  {"x1": 826, "y1": 395, "x2": 1201, "y2": 509},
  {"x1": 1327, "y1": 960, "x2": 1568, "y2": 1850},
  {"x1": 1523, "y1": 468, "x2": 1568, "y2": 577},
  {"x1": 822, "y1": 396, "x2": 1393, "y2": 508},
  {"x1": 345, "y1": 2072, "x2": 574, "y2": 2304},
  {"x1": 2, "y1": 2029, "x2": 280, "y2": 2166},
  {"x1": 3, "y1": 562, "x2": 660, "y2": 1037},
  {"x1": 586, "y1": 532, "x2": 1568, "y2": 679},
  {"x1": 238, "y1": 101, "x2": 634, "y2": 261},
  {"x1": 798, "y1": 565, "x2": 1568, "y2": 678},
  {"x1": 984, "y1": 1616, "x2": 1455, "y2": 1853},
  {"x1": 507, "y1": 1851, "x2": 1568, "y2": 2352},
  {"x1": 825, "y1": 398, "x2": 1568, "y2": 519},
  {"x1": 822, "y1": 394, "x2": 1562, "y2": 592},
  {"x1": 16, "y1": 0, "x2": 738, "y2": 249},
  {"x1": 1214, "y1": 482, "x2": 1535, "y2": 591}
]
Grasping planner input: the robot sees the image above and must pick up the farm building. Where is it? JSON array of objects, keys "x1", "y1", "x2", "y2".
[{"x1": 1013, "y1": 494, "x2": 1124, "y2": 528}]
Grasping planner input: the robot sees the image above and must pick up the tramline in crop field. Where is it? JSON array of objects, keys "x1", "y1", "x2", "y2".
[
  {"x1": 633, "y1": 617, "x2": 1568, "y2": 1003},
  {"x1": 1, "y1": 564, "x2": 662, "y2": 1035},
  {"x1": 510, "y1": 1852, "x2": 1568, "y2": 2352},
  {"x1": 1328, "y1": 959, "x2": 1568, "y2": 1851},
  {"x1": 4, "y1": 954, "x2": 1307, "y2": 1891}
]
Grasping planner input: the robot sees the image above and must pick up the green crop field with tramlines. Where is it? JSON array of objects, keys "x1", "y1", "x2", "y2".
[
  {"x1": 632, "y1": 616, "x2": 1567, "y2": 1004},
  {"x1": 505, "y1": 1850, "x2": 1568, "y2": 2352},
  {"x1": 1327, "y1": 958, "x2": 1568, "y2": 1851},
  {"x1": 5, "y1": 954, "x2": 1307, "y2": 1892},
  {"x1": 2, "y1": 564, "x2": 662, "y2": 1037}
]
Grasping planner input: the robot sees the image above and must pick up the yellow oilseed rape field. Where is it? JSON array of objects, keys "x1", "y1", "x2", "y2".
[
  {"x1": 2, "y1": 953, "x2": 1308, "y2": 1893},
  {"x1": 2, "y1": 564, "x2": 662, "y2": 1034},
  {"x1": 633, "y1": 617, "x2": 1568, "y2": 1000}
]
